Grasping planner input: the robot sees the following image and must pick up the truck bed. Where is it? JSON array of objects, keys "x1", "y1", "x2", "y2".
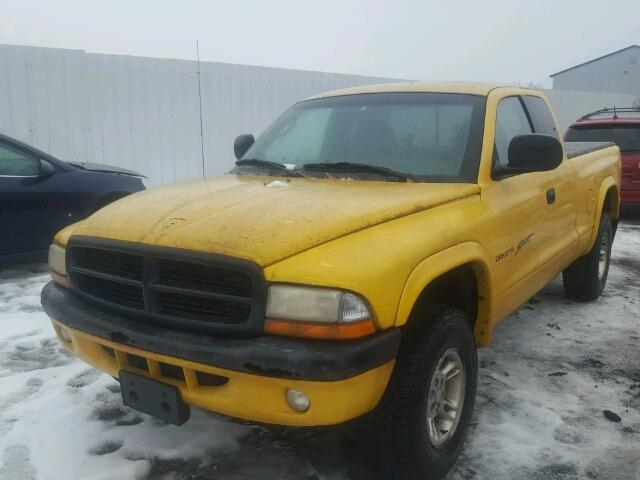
[{"x1": 565, "y1": 141, "x2": 615, "y2": 159}]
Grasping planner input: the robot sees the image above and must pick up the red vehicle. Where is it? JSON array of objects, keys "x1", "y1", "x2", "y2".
[{"x1": 565, "y1": 107, "x2": 640, "y2": 206}]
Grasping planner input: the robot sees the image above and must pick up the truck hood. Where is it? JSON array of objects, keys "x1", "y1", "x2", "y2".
[{"x1": 73, "y1": 175, "x2": 479, "y2": 267}]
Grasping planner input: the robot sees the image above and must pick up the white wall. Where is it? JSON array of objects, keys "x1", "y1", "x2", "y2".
[
  {"x1": 0, "y1": 44, "x2": 396, "y2": 185},
  {"x1": 2, "y1": 44, "x2": 639, "y2": 185},
  {"x1": 542, "y1": 89, "x2": 639, "y2": 132}
]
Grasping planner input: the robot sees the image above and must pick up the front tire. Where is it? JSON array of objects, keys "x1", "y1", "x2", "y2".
[
  {"x1": 562, "y1": 213, "x2": 613, "y2": 301},
  {"x1": 372, "y1": 308, "x2": 478, "y2": 480}
]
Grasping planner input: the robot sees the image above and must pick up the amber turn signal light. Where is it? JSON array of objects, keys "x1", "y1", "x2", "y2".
[
  {"x1": 48, "y1": 243, "x2": 70, "y2": 288},
  {"x1": 50, "y1": 270, "x2": 71, "y2": 289},
  {"x1": 264, "y1": 317, "x2": 376, "y2": 340}
]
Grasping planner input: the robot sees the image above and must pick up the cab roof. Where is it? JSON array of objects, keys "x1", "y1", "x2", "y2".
[{"x1": 305, "y1": 82, "x2": 513, "y2": 100}]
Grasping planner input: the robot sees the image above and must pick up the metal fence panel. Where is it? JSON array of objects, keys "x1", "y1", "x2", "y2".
[
  {"x1": 2, "y1": 44, "x2": 638, "y2": 185},
  {"x1": 0, "y1": 44, "x2": 394, "y2": 185}
]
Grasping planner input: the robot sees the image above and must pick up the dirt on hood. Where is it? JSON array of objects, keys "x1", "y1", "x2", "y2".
[{"x1": 72, "y1": 174, "x2": 479, "y2": 266}]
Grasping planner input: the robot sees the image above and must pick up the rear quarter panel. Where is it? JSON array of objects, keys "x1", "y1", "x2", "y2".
[{"x1": 568, "y1": 146, "x2": 621, "y2": 254}]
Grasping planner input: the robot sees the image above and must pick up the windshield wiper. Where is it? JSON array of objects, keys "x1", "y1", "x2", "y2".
[
  {"x1": 302, "y1": 162, "x2": 417, "y2": 182},
  {"x1": 235, "y1": 158, "x2": 303, "y2": 177}
]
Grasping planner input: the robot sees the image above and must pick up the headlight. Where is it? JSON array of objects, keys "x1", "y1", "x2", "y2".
[
  {"x1": 48, "y1": 243, "x2": 70, "y2": 288},
  {"x1": 266, "y1": 285, "x2": 371, "y2": 323},
  {"x1": 264, "y1": 285, "x2": 375, "y2": 340}
]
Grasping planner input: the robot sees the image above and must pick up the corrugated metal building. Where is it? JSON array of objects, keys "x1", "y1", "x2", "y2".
[
  {"x1": 551, "y1": 45, "x2": 640, "y2": 97},
  {"x1": 542, "y1": 89, "x2": 638, "y2": 131},
  {"x1": 1, "y1": 44, "x2": 638, "y2": 186},
  {"x1": 0, "y1": 44, "x2": 397, "y2": 185}
]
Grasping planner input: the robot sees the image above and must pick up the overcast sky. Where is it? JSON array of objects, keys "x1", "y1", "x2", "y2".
[{"x1": 1, "y1": 0, "x2": 639, "y2": 87}]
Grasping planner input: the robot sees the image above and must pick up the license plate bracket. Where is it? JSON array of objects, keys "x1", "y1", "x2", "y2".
[{"x1": 119, "y1": 370, "x2": 190, "y2": 425}]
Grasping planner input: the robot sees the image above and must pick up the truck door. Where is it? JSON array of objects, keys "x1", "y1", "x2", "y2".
[
  {"x1": 481, "y1": 95, "x2": 577, "y2": 304},
  {"x1": 521, "y1": 95, "x2": 578, "y2": 261}
]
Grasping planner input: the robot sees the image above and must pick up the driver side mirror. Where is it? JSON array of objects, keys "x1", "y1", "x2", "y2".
[
  {"x1": 495, "y1": 134, "x2": 563, "y2": 178},
  {"x1": 20, "y1": 159, "x2": 56, "y2": 186},
  {"x1": 234, "y1": 134, "x2": 255, "y2": 160},
  {"x1": 39, "y1": 160, "x2": 56, "y2": 177}
]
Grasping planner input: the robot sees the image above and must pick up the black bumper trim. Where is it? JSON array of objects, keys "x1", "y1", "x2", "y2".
[{"x1": 41, "y1": 282, "x2": 401, "y2": 381}]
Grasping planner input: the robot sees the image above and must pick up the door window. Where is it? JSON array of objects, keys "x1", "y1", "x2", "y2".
[
  {"x1": 0, "y1": 144, "x2": 41, "y2": 176},
  {"x1": 494, "y1": 97, "x2": 533, "y2": 168},
  {"x1": 522, "y1": 96, "x2": 559, "y2": 139}
]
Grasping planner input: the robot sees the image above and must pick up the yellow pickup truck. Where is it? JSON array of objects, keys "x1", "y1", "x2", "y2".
[{"x1": 42, "y1": 83, "x2": 621, "y2": 479}]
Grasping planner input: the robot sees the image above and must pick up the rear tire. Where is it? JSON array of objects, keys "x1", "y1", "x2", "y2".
[
  {"x1": 562, "y1": 213, "x2": 612, "y2": 301},
  {"x1": 372, "y1": 308, "x2": 477, "y2": 480}
]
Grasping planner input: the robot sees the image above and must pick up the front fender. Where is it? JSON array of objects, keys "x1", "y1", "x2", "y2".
[
  {"x1": 395, "y1": 242, "x2": 495, "y2": 347},
  {"x1": 53, "y1": 221, "x2": 84, "y2": 247}
]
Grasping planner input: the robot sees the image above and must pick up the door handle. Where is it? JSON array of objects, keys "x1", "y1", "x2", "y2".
[{"x1": 546, "y1": 188, "x2": 556, "y2": 205}]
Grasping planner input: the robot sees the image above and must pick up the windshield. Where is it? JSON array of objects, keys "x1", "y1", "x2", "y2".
[
  {"x1": 565, "y1": 125, "x2": 640, "y2": 152},
  {"x1": 232, "y1": 93, "x2": 486, "y2": 182}
]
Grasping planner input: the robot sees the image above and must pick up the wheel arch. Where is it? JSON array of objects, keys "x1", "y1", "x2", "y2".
[
  {"x1": 587, "y1": 178, "x2": 619, "y2": 251},
  {"x1": 395, "y1": 242, "x2": 495, "y2": 347}
]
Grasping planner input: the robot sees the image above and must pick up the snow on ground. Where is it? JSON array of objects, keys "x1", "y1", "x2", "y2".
[{"x1": 0, "y1": 215, "x2": 638, "y2": 480}]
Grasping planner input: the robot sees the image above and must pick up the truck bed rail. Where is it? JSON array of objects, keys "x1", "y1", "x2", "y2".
[{"x1": 565, "y1": 141, "x2": 615, "y2": 159}]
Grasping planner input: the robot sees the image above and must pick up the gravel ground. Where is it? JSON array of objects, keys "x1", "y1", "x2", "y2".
[{"x1": 0, "y1": 213, "x2": 638, "y2": 480}]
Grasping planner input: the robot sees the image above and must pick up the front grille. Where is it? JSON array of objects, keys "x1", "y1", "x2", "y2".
[
  {"x1": 159, "y1": 362, "x2": 185, "y2": 381},
  {"x1": 74, "y1": 274, "x2": 145, "y2": 309},
  {"x1": 126, "y1": 353, "x2": 149, "y2": 371},
  {"x1": 73, "y1": 247, "x2": 143, "y2": 281},
  {"x1": 155, "y1": 290, "x2": 252, "y2": 324},
  {"x1": 196, "y1": 370, "x2": 229, "y2": 386},
  {"x1": 93, "y1": 340, "x2": 230, "y2": 388},
  {"x1": 156, "y1": 259, "x2": 253, "y2": 297},
  {"x1": 67, "y1": 239, "x2": 266, "y2": 336}
]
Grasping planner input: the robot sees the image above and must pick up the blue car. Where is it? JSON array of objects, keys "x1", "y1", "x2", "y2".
[{"x1": 0, "y1": 133, "x2": 146, "y2": 265}]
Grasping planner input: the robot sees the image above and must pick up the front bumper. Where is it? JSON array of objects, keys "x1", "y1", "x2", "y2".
[{"x1": 41, "y1": 282, "x2": 400, "y2": 426}]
